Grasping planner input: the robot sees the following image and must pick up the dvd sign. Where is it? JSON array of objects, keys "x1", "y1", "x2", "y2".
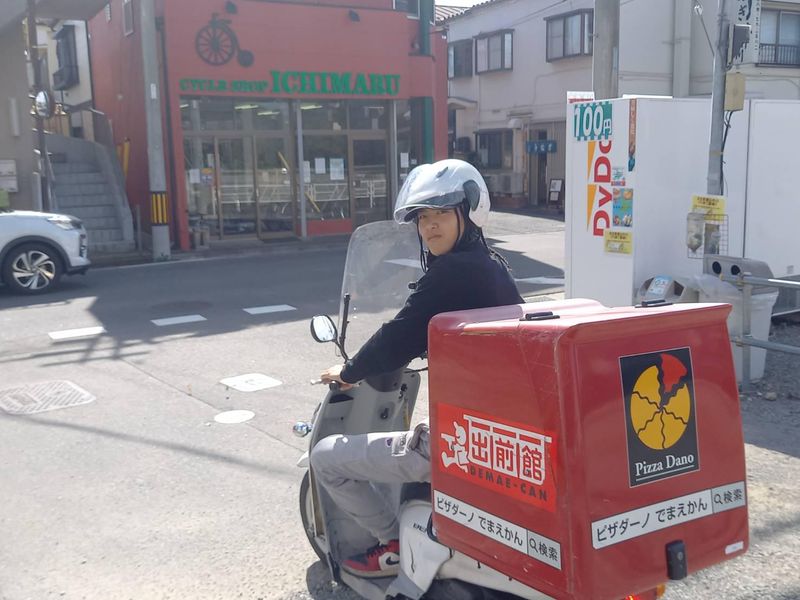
[{"x1": 587, "y1": 140, "x2": 613, "y2": 236}]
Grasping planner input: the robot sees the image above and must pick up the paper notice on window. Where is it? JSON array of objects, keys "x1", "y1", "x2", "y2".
[
  {"x1": 314, "y1": 158, "x2": 326, "y2": 175},
  {"x1": 189, "y1": 168, "x2": 201, "y2": 184},
  {"x1": 604, "y1": 230, "x2": 633, "y2": 255},
  {"x1": 400, "y1": 153, "x2": 409, "y2": 169},
  {"x1": 303, "y1": 161, "x2": 311, "y2": 183},
  {"x1": 330, "y1": 158, "x2": 345, "y2": 181}
]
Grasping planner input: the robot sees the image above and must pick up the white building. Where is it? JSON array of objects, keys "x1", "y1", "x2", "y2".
[
  {"x1": 39, "y1": 19, "x2": 95, "y2": 138},
  {"x1": 444, "y1": 0, "x2": 800, "y2": 207}
]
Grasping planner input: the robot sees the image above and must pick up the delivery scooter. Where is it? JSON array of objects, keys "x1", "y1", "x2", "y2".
[{"x1": 291, "y1": 221, "x2": 684, "y2": 600}]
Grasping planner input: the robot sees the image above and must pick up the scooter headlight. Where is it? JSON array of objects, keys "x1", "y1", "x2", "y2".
[{"x1": 293, "y1": 422, "x2": 312, "y2": 437}]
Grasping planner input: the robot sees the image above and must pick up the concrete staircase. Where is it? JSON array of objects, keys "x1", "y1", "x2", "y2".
[
  {"x1": 51, "y1": 159, "x2": 135, "y2": 254},
  {"x1": 46, "y1": 131, "x2": 136, "y2": 255}
]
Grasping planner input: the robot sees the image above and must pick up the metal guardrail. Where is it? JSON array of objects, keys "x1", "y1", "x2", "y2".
[{"x1": 719, "y1": 273, "x2": 800, "y2": 390}]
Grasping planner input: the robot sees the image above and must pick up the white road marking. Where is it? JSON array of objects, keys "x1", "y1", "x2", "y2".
[
  {"x1": 385, "y1": 258, "x2": 422, "y2": 269},
  {"x1": 243, "y1": 304, "x2": 297, "y2": 315},
  {"x1": 151, "y1": 315, "x2": 207, "y2": 326},
  {"x1": 515, "y1": 276, "x2": 565, "y2": 285},
  {"x1": 219, "y1": 373, "x2": 282, "y2": 392},
  {"x1": 48, "y1": 326, "x2": 106, "y2": 341},
  {"x1": 214, "y1": 410, "x2": 255, "y2": 424}
]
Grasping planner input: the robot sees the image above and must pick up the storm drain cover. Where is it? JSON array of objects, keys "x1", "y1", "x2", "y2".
[{"x1": 0, "y1": 381, "x2": 95, "y2": 415}]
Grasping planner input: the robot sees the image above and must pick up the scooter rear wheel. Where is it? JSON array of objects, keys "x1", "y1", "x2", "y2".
[{"x1": 300, "y1": 472, "x2": 328, "y2": 563}]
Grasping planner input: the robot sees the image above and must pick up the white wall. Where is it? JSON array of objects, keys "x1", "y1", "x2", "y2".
[
  {"x1": 447, "y1": 0, "x2": 594, "y2": 143},
  {"x1": 0, "y1": 25, "x2": 37, "y2": 210},
  {"x1": 619, "y1": 0, "x2": 676, "y2": 97},
  {"x1": 689, "y1": 0, "x2": 800, "y2": 99}
]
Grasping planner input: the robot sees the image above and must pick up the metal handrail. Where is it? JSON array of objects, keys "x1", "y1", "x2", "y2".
[{"x1": 718, "y1": 273, "x2": 800, "y2": 389}]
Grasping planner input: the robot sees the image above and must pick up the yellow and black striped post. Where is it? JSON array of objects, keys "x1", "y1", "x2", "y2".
[
  {"x1": 150, "y1": 191, "x2": 171, "y2": 260},
  {"x1": 150, "y1": 192, "x2": 169, "y2": 225}
]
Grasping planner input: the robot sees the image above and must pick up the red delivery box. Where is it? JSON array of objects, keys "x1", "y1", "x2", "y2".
[{"x1": 429, "y1": 299, "x2": 748, "y2": 600}]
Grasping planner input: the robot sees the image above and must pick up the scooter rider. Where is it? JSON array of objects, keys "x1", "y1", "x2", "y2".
[{"x1": 310, "y1": 159, "x2": 523, "y2": 578}]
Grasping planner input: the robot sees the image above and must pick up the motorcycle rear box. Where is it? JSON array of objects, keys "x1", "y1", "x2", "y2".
[{"x1": 428, "y1": 299, "x2": 748, "y2": 600}]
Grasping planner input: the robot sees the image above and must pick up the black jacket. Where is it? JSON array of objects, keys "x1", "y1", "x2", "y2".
[{"x1": 340, "y1": 236, "x2": 523, "y2": 383}]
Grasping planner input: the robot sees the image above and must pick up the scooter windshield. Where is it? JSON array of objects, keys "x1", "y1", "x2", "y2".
[{"x1": 338, "y1": 220, "x2": 422, "y2": 354}]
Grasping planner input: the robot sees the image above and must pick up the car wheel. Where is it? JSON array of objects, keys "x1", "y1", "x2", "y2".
[{"x1": 2, "y1": 243, "x2": 63, "y2": 294}]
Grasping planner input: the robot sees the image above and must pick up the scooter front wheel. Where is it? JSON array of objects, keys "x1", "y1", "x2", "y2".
[{"x1": 300, "y1": 472, "x2": 328, "y2": 562}]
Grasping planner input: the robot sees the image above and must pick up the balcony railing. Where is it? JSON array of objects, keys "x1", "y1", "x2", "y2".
[{"x1": 758, "y1": 43, "x2": 800, "y2": 66}]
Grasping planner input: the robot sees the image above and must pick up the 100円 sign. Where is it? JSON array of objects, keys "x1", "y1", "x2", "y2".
[{"x1": 574, "y1": 101, "x2": 613, "y2": 141}]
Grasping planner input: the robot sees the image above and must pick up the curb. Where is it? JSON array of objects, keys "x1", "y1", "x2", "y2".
[{"x1": 91, "y1": 236, "x2": 351, "y2": 269}]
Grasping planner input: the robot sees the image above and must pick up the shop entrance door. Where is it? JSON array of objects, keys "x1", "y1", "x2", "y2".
[
  {"x1": 255, "y1": 137, "x2": 294, "y2": 235},
  {"x1": 185, "y1": 135, "x2": 297, "y2": 240},
  {"x1": 350, "y1": 136, "x2": 389, "y2": 227},
  {"x1": 216, "y1": 137, "x2": 256, "y2": 237}
]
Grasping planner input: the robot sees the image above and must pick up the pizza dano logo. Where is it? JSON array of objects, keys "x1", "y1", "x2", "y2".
[
  {"x1": 437, "y1": 403, "x2": 557, "y2": 512},
  {"x1": 621, "y1": 348, "x2": 700, "y2": 487}
]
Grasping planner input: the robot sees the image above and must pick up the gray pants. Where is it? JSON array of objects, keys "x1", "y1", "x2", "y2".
[{"x1": 310, "y1": 422, "x2": 430, "y2": 543}]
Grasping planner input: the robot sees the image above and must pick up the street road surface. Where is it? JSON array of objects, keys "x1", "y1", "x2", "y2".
[{"x1": 0, "y1": 215, "x2": 797, "y2": 599}]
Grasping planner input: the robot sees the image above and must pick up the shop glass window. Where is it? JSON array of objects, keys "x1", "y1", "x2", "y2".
[
  {"x1": 123, "y1": 0, "x2": 134, "y2": 36},
  {"x1": 243, "y1": 101, "x2": 289, "y2": 131},
  {"x1": 180, "y1": 97, "x2": 237, "y2": 131},
  {"x1": 396, "y1": 99, "x2": 420, "y2": 186},
  {"x1": 477, "y1": 131, "x2": 512, "y2": 170},
  {"x1": 475, "y1": 31, "x2": 513, "y2": 73},
  {"x1": 348, "y1": 101, "x2": 388, "y2": 130},
  {"x1": 448, "y1": 40, "x2": 473, "y2": 78},
  {"x1": 302, "y1": 135, "x2": 350, "y2": 220},
  {"x1": 546, "y1": 10, "x2": 593, "y2": 61},
  {"x1": 759, "y1": 10, "x2": 800, "y2": 66},
  {"x1": 300, "y1": 101, "x2": 347, "y2": 131}
]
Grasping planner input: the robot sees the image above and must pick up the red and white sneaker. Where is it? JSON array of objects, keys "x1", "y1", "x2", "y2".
[{"x1": 342, "y1": 539, "x2": 401, "y2": 578}]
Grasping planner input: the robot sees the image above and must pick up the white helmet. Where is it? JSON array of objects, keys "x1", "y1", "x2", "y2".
[{"x1": 393, "y1": 159, "x2": 490, "y2": 227}]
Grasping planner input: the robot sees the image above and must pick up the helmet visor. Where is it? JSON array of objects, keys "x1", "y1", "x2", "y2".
[{"x1": 397, "y1": 191, "x2": 466, "y2": 222}]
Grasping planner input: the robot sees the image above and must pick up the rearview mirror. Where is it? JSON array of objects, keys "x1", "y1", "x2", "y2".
[{"x1": 310, "y1": 315, "x2": 338, "y2": 343}]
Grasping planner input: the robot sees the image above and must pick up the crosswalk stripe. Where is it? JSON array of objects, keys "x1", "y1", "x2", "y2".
[
  {"x1": 48, "y1": 326, "x2": 106, "y2": 341},
  {"x1": 151, "y1": 315, "x2": 207, "y2": 326},
  {"x1": 385, "y1": 259, "x2": 422, "y2": 269},
  {"x1": 243, "y1": 304, "x2": 297, "y2": 315},
  {"x1": 515, "y1": 277, "x2": 565, "y2": 285}
]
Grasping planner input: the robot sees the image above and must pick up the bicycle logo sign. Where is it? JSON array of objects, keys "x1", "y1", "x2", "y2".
[{"x1": 195, "y1": 11, "x2": 254, "y2": 68}]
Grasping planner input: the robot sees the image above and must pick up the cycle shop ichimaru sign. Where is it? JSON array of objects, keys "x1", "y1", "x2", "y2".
[{"x1": 179, "y1": 71, "x2": 402, "y2": 97}]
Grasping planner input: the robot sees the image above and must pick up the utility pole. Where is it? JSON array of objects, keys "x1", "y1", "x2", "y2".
[
  {"x1": 26, "y1": 0, "x2": 50, "y2": 212},
  {"x1": 592, "y1": 0, "x2": 620, "y2": 100},
  {"x1": 706, "y1": 0, "x2": 730, "y2": 196},
  {"x1": 140, "y1": 0, "x2": 171, "y2": 260}
]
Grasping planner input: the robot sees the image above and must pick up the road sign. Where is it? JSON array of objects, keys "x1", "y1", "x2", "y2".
[{"x1": 526, "y1": 140, "x2": 558, "y2": 154}]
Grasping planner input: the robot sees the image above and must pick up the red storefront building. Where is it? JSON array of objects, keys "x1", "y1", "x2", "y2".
[{"x1": 89, "y1": 0, "x2": 447, "y2": 249}]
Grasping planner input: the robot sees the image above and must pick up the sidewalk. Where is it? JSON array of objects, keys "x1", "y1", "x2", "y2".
[{"x1": 90, "y1": 206, "x2": 564, "y2": 269}]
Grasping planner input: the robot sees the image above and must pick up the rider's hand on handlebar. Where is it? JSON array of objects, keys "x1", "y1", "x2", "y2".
[{"x1": 320, "y1": 364, "x2": 354, "y2": 391}]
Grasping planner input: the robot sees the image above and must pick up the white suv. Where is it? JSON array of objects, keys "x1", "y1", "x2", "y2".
[{"x1": 0, "y1": 210, "x2": 90, "y2": 295}]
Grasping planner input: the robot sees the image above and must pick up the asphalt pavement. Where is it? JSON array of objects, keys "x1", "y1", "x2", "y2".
[{"x1": 1, "y1": 211, "x2": 798, "y2": 600}]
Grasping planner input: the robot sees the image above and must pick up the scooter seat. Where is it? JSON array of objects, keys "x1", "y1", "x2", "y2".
[{"x1": 400, "y1": 481, "x2": 432, "y2": 503}]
